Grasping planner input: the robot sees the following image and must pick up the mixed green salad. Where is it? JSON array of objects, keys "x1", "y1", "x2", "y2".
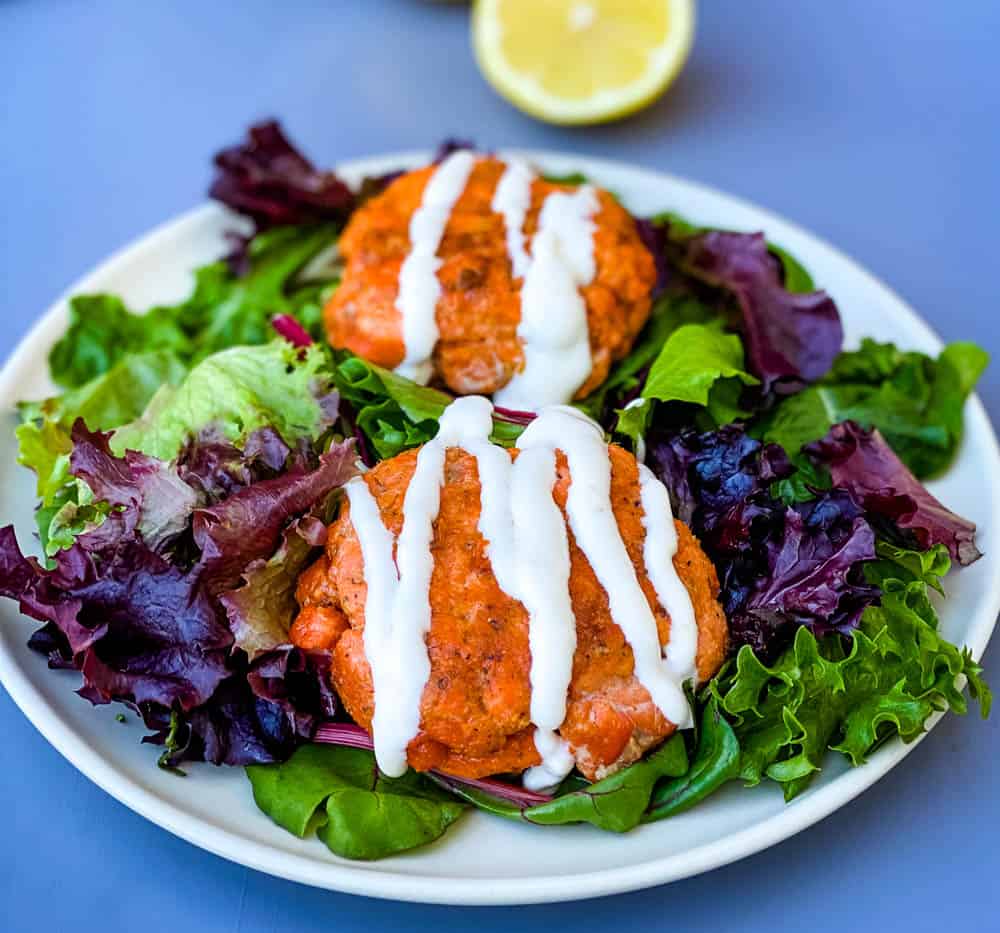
[{"x1": 0, "y1": 122, "x2": 990, "y2": 861}]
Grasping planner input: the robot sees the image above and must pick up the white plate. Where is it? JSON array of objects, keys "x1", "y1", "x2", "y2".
[{"x1": 1, "y1": 151, "x2": 998, "y2": 906}]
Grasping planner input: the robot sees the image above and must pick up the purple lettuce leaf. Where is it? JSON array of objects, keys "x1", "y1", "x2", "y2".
[
  {"x1": 646, "y1": 423, "x2": 877, "y2": 658},
  {"x1": 210, "y1": 120, "x2": 356, "y2": 274},
  {"x1": 736, "y1": 491, "x2": 878, "y2": 651},
  {"x1": 210, "y1": 125, "x2": 473, "y2": 271},
  {"x1": 634, "y1": 218, "x2": 671, "y2": 298},
  {"x1": 680, "y1": 231, "x2": 843, "y2": 394},
  {"x1": 806, "y1": 420, "x2": 981, "y2": 566},
  {"x1": 433, "y1": 138, "x2": 476, "y2": 162},
  {"x1": 192, "y1": 442, "x2": 355, "y2": 594},
  {"x1": 69, "y1": 422, "x2": 199, "y2": 553},
  {"x1": 148, "y1": 647, "x2": 337, "y2": 767},
  {"x1": 0, "y1": 527, "x2": 232, "y2": 711},
  {"x1": 176, "y1": 425, "x2": 290, "y2": 503},
  {"x1": 646, "y1": 422, "x2": 794, "y2": 528},
  {"x1": 0, "y1": 424, "x2": 357, "y2": 766},
  {"x1": 209, "y1": 120, "x2": 355, "y2": 230},
  {"x1": 221, "y1": 511, "x2": 333, "y2": 657}
]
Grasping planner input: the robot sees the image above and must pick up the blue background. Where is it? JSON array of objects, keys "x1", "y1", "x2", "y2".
[{"x1": 2, "y1": 1, "x2": 998, "y2": 929}]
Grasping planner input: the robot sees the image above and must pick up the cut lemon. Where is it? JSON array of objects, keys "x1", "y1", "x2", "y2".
[{"x1": 472, "y1": 0, "x2": 695, "y2": 125}]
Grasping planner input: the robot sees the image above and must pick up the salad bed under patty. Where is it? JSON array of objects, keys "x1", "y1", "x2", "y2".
[{"x1": 0, "y1": 122, "x2": 989, "y2": 861}]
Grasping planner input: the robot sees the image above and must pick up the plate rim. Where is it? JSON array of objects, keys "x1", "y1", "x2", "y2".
[{"x1": 1, "y1": 149, "x2": 998, "y2": 905}]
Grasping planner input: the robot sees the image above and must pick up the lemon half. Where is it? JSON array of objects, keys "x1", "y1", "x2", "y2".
[{"x1": 472, "y1": 0, "x2": 695, "y2": 125}]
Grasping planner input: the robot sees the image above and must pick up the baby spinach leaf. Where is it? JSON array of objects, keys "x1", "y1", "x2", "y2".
[
  {"x1": 645, "y1": 698, "x2": 740, "y2": 821},
  {"x1": 522, "y1": 736, "x2": 688, "y2": 832},
  {"x1": 246, "y1": 745, "x2": 466, "y2": 861},
  {"x1": 433, "y1": 735, "x2": 689, "y2": 833}
]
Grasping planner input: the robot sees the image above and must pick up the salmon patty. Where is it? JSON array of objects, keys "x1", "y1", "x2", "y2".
[
  {"x1": 323, "y1": 156, "x2": 657, "y2": 398},
  {"x1": 291, "y1": 442, "x2": 728, "y2": 783}
]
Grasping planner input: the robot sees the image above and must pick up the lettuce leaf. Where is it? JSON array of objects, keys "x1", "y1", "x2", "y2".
[
  {"x1": 757, "y1": 339, "x2": 988, "y2": 479},
  {"x1": 0, "y1": 421, "x2": 356, "y2": 767},
  {"x1": 19, "y1": 342, "x2": 337, "y2": 554},
  {"x1": 711, "y1": 544, "x2": 990, "y2": 800},
  {"x1": 210, "y1": 120, "x2": 355, "y2": 231},
  {"x1": 576, "y1": 293, "x2": 716, "y2": 431},
  {"x1": 646, "y1": 211, "x2": 817, "y2": 294},
  {"x1": 111, "y1": 341, "x2": 335, "y2": 460},
  {"x1": 331, "y1": 354, "x2": 451, "y2": 461},
  {"x1": 221, "y1": 512, "x2": 330, "y2": 657},
  {"x1": 48, "y1": 224, "x2": 338, "y2": 390},
  {"x1": 16, "y1": 351, "x2": 190, "y2": 553},
  {"x1": 332, "y1": 353, "x2": 524, "y2": 461},
  {"x1": 616, "y1": 320, "x2": 758, "y2": 442},
  {"x1": 806, "y1": 420, "x2": 980, "y2": 565},
  {"x1": 668, "y1": 228, "x2": 842, "y2": 393},
  {"x1": 17, "y1": 350, "x2": 188, "y2": 502},
  {"x1": 646, "y1": 423, "x2": 878, "y2": 657}
]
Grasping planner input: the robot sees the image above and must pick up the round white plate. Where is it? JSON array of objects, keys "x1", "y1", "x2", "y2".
[{"x1": 1, "y1": 152, "x2": 997, "y2": 905}]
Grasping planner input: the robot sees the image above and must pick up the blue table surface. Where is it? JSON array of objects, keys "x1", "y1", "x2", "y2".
[{"x1": 2, "y1": 1, "x2": 998, "y2": 929}]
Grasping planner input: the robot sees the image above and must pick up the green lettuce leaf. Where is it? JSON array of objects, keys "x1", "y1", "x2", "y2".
[
  {"x1": 246, "y1": 745, "x2": 466, "y2": 861},
  {"x1": 756, "y1": 339, "x2": 988, "y2": 478},
  {"x1": 20, "y1": 342, "x2": 335, "y2": 554},
  {"x1": 111, "y1": 341, "x2": 333, "y2": 460},
  {"x1": 48, "y1": 225, "x2": 338, "y2": 390},
  {"x1": 577, "y1": 294, "x2": 717, "y2": 426},
  {"x1": 16, "y1": 350, "x2": 189, "y2": 552},
  {"x1": 331, "y1": 354, "x2": 452, "y2": 459},
  {"x1": 618, "y1": 321, "x2": 758, "y2": 442},
  {"x1": 710, "y1": 544, "x2": 990, "y2": 801},
  {"x1": 49, "y1": 297, "x2": 190, "y2": 389},
  {"x1": 332, "y1": 353, "x2": 524, "y2": 459}
]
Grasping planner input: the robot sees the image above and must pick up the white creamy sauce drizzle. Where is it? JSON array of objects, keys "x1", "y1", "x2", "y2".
[
  {"x1": 510, "y1": 441, "x2": 577, "y2": 791},
  {"x1": 349, "y1": 398, "x2": 696, "y2": 784},
  {"x1": 344, "y1": 477, "x2": 405, "y2": 775},
  {"x1": 494, "y1": 184, "x2": 599, "y2": 411},
  {"x1": 393, "y1": 155, "x2": 599, "y2": 408},
  {"x1": 638, "y1": 464, "x2": 698, "y2": 684},
  {"x1": 395, "y1": 150, "x2": 477, "y2": 385},
  {"x1": 520, "y1": 409, "x2": 693, "y2": 741},
  {"x1": 490, "y1": 157, "x2": 535, "y2": 280}
]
